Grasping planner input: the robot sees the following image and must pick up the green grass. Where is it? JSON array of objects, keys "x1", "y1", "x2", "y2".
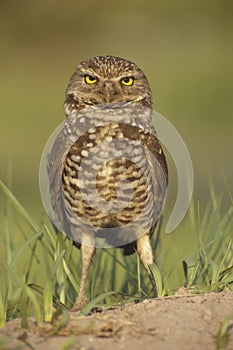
[
  {"x1": 216, "y1": 309, "x2": 233, "y2": 350},
  {"x1": 0, "y1": 180, "x2": 233, "y2": 329}
]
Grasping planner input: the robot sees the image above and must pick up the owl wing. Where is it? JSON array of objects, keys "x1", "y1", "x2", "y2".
[
  {"x1": 144, "y1": 132, "x2": 168, "y2": 235},
  {"x1": 47, "y1": 127, "x2": 68, "y2": 228},
  {"x1": 146, "y1": 132, "x2": 168, "y2": 186}
]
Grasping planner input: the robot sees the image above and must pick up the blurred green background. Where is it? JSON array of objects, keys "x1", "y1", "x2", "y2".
[{"x1": 1, "y1": 0, "x2": 233, "y2": 219}]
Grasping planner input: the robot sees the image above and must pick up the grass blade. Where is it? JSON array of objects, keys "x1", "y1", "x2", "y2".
[
  {"x1": 0, "y1": 180, "x2": 40, "y2": 231},
  {"x1": 149, "y1": 263, "x2": 164, "y2": 297},
  {"x1": 0, "y1": 291, "x2": 6, "y2": 328},
  {"x1": 79, "y1": 291, "x2": 117, "y2": 316}
]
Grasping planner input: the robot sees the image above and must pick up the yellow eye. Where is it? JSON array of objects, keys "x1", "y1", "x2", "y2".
[
  {"x1": 84, "y1": 74, "x2": 97, "y2": 84},
  {"x1": 121, "y1": 77, "x2": 134, "y2": 86}
]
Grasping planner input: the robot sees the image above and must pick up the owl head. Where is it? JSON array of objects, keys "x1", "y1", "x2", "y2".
[{"x1": 64, "y1": 55, "x2": 152, "y2": 116}]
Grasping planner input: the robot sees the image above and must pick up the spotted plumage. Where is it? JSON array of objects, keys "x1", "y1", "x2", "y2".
[{"x1": 48, "y1": 56, "x2": 168, "y2": 310}]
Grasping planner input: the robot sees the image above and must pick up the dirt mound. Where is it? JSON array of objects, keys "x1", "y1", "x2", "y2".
[{"x1": 1, "y1": 291, "x2": 233, "y2": 350}]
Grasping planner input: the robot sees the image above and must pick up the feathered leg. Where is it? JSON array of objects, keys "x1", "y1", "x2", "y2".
[
  {"x1": 137, "y1": 234, "x2": 157, "y2": 297},
  {"x1": 71, "y1": 242, "x2": 96, "y2": 311}
]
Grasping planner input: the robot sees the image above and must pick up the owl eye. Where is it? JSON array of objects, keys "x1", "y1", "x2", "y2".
[
  {"x1": 120, "y1": 76, "x2": 134, "y2": 86},
  {"x1": 84, "y1": 74, "x2": 97, "y2": 84}
]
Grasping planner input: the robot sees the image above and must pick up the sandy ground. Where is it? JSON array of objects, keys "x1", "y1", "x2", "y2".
[{"x1": 1, "y1": 291, "x2": 233, "y2": 350}]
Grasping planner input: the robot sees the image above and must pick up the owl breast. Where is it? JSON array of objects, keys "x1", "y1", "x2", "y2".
[
  {"x1": 49, "y1": 103, "x2": 168, "y2": 246},
  {"x1": 62, "y1": 123, "x2": 151, "y2": 226}
]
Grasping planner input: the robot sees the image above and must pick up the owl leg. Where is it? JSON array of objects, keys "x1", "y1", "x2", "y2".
[
  {"x1": 137, "y1": 234, "x2": 157, "y2": 297},
  {"x1": 71, "y1": 241, "x2": 96, "y2": 312}
]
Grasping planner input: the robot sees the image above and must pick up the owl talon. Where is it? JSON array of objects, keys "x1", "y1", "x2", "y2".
[{"x1": 70, "y1": 296, "x2": 87, "y2": 312}]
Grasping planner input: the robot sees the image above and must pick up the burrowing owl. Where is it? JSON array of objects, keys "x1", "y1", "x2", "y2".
[{"x1": 48, "y1": 55, "x2": 168, "y2": 311}]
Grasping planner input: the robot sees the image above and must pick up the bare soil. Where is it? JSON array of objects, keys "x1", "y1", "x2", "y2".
[{"x1": 1, "y1": 291, "x2": 233, "y2": 350}]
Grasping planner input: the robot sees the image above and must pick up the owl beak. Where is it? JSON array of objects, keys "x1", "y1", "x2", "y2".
[{"x1": 104, "y1": 83, "x2": 118, "y2": 103}]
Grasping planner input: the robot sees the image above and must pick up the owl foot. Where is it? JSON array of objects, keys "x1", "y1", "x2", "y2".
[{"x1": 70, "y1": 295, "x2": 87, "y2": 312}]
